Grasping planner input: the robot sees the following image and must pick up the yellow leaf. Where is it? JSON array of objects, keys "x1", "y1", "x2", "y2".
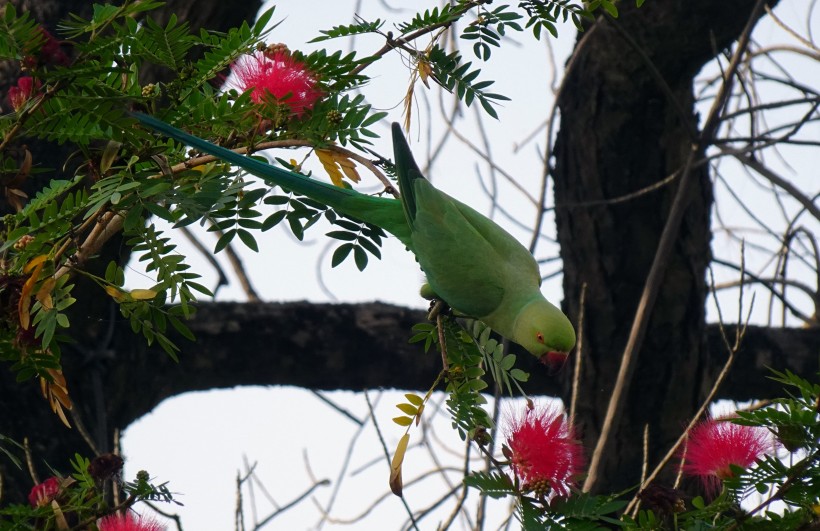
[
  {"x1": 415, "y1": 403, "x2": 425, "y2": 426},
  {"x1": 19, "y1": 255, "x2": 48, "y2": 329},
  {"x1": 48, "y1": 368, "x2": 68, "y2": 390},
  {"x1": 104, "y1": 285, "x2": 127, "y2": 302},
  {"x1": 389, "y1": 433, "x2": 410, "y2": 497},
  {"x1": 338, "y1": 161, "x2": 361, "y2": 184},
  {"x1": 23, "y1": 254, "x2": 48, "y2": 273},
  {"x1": 396, "y1": 403, "x2": 418, "y2": 416},
  {"x1": 35, "y1": 277, "x2": 56, "y2": 310},
  {"x1": 315, "y1": 149, "x2": 360, "y2": 187},
  {"x1": 130, "y1": 288, "x2": 158, "y2": 300},
  {"x1": 404, "y1": 393, "x2": 424, "y2": 406},
  {"x1": 315, "y1": 149, "x2": 345, "y2": 187},
  {"x1": 392, "y1": 416, "x2": 413, "y2": 426}
]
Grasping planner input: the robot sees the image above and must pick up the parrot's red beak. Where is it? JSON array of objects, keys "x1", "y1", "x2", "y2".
[{"x1": 540, "y1": 351, "x2": 569, "y2": 372}]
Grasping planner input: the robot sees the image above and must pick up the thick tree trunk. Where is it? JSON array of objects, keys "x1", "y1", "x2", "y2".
[{"x1": 552, "y1": 0, "x2": 776, "y2": 493}]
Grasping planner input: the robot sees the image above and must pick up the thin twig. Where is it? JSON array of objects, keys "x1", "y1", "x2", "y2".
[
  {"x1": 69, "y1": 408, "x2": 102, "y2": 457},
  {"x1": 569, "y1": 282, "x2": 586, "y2": 422},
  {"x1": 54, "y1": 211, "x2": 124, "y2": 279},
  {"x1": 433, "y1": 442, "x2": 471, "y2": 531},
  {"x1": 364, "y1": 391, "x2": 420, "y2": 531},
  {"x1": 253, "y1": 479, "x2": 330, "y2": 530},
  {"x1": 529, "y1": 21, "x2": 600, "y2": 254},
  {"x1": 143, "y1": 501, "x2": 184, "y2": 531},
  {"x1": 24, "y1": 437, "x2": 38, "y2": 485}
]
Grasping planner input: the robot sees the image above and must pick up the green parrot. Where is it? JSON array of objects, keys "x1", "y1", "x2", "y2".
[{"x1": 132, "y1": 113, "x2": 576, "y2": 362}]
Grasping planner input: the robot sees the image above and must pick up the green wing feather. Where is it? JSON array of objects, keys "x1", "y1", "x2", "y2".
[{"x1": 391, "y1": 124, "x2": 536, "y2": 319}]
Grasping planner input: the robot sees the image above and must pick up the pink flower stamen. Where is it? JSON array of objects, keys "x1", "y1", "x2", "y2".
[
  {"x1": 505, "y1": 404, "x2": 585, "y2": 499},
  {"x1": 682, "y1": 418, "x2": 770, "y2": 495},
  {"x1": 229, "y1": 50, "x2": 322, "y2": 116},
  {"x1": 98, "y1": 513, "x2": 166, "y2": 531}
]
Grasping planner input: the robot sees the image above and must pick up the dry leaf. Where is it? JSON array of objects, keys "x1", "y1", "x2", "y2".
[
  {"x1": 417, "y1": 59, "x2": 432, "y2": 88},
  {"x1": 389, "y1": 433, "x2": 410, "y2": 497},
  {"x1": 316, "y1": 149, "x2": 361, "y2": 187},
  {"x1": 51, "y1": 500, "x2": 70, "y2": 530},
  {"x1": 35, "y1": 277, "x2": 56, "y2": 310},
  {"x1": 100, "y1": 140, "x2": 122, "y2": 174},
  {"x1": 19, "y1": 255, "x2": 48, "y2": 329}
]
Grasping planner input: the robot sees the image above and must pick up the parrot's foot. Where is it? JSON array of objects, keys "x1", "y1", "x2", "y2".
[{"x1": 426, "y1": 299, "x2": 451, "y2": 321}]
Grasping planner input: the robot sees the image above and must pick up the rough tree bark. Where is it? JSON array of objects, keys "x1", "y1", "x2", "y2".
[
  {"x1": 553, "y1": 0, "x2": 779, "y2": 493},
  {"x1": 0, "y1": 0, "x2": 809, "y2": 511}
]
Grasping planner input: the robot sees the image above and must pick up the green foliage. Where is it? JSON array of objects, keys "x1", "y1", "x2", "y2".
[
  {"x1": 519, "y1": 0, "x2": 592, "y2": 38},
  {"x1": 462, "y1": 5, "x2": 524, "y2": 60},
  {"x1": 125, "y1": 14, "x2": 197, "y2": 71},
  {"x1": 0, "y1": 4, "x2": 45, "y2": 60},
  {"x1": 468, "y1": 320, "x2": 530, "y2": 395},
  {"x1": 326, "y1": 213, "x2": 385, "y2": 272},
  {"x1": 183, "y1": 8, "x2": 276, "y2": 98},
  {"x1": 310, "y1": 17, "x2": 384, "y2": 42},
  {"x1": 0, "y1": 433, "x2": 23, "y2": 470},
  {"x1": 397, "y1": 4, "x2": 461, "y2": 33},
  {"x1": 425, "y1": 45, "x2": 511, "y2": 119},
  {"x1": 464, "y1": 470, "x2": 517, "y2": 499}
]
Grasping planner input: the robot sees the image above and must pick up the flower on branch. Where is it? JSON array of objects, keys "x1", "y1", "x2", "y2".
[
  {"x1": 230, "y1": 46, "x2": 322, "y2": 116},
  {"x1": 682, "y1": 418, "x2": 771, "y2": 495},
  {"x1": 98, "y1": 513, "x2": 166, "y2": 531},
  {"x1": 36, "y1": 28, "x2": 70, "y2": 67},
  {"x1": 8, "y1": 76, "x2": 39, "y2": 112},
  {"x1": 28, "y1": 476, "x2": 60, "y2": 507},
  {"x1": 504, "y1": 404, "x2": 585, "y2": 499},
  {"x1": 20, "y1": 27, "x2": 70, "y2": 71}
]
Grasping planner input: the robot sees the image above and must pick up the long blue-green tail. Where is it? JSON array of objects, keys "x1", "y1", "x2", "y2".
[{"x1": 132, "y1": 112, "x2": 411, "y2": 245}]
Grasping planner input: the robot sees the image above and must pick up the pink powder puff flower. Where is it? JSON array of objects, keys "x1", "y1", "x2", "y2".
[
  {"x1": 98, "y1": 513, "x2": 166, "y2": 531},
  {"x1": 682, "y1": 418, "x2": 770, "y2": 495},
  {"x1": 28, "y1": 476, "x2": 60, "y2": 507},
  {"x1": 229, "y1": 49, "x2": 322, "y2": 116},
  {"x1": 8, "y1": 76, "x2": 39, "y2": 111},
  {"x1": 505, "y1": 404, "x2": 585, "y2": 499}
]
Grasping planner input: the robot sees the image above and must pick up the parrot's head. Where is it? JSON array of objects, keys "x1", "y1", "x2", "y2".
[{"x1": 512, "y1": 297, "x2": 576, "y2": 364}]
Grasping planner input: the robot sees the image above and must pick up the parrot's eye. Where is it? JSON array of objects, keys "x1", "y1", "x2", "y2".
[{"x1": 536, "y1": 332, "x2": 544, "y2": 343}]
